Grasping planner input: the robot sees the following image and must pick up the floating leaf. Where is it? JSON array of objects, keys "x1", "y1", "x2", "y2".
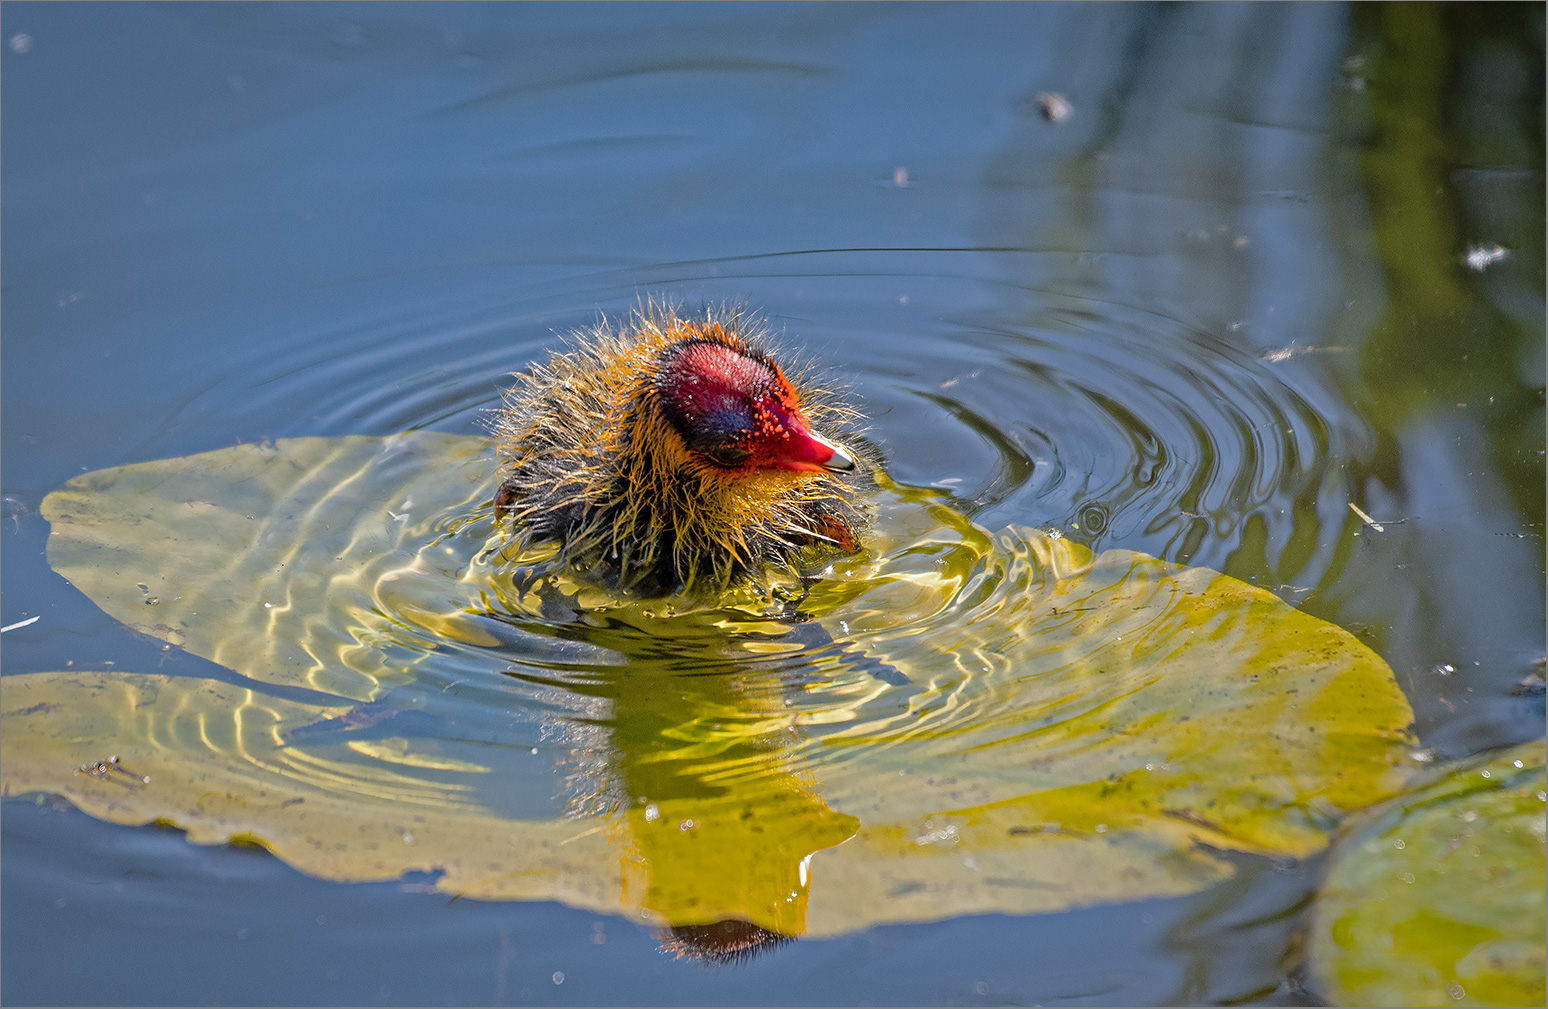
[
  {"x1": 0, "y1": 670, "x2": 854, "y2": 936},
  {"x1": 40, "y1": 433, "x2": 507, "y2": 701},
  {"x1": 1306, "y1": 738, "x2": 1547, "y2": 1007},
  {"x1": 22, "y1": 434, "x2": 1418, "y2": 936},
  {"x1": 789, "y1": 501, "x2": 1418, "y2": 929}
]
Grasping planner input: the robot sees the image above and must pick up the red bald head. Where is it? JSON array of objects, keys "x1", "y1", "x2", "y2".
[{"x1": 654, "y1": 339, "x2": 854, "y2": 474}]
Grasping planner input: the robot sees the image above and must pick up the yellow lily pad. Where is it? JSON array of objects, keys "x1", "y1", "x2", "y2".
[
  {"x1": 1306, "y1": 738, "x2": 1547, "y2": 1007},
  {"x1": 22, "y1": 433, "x2": 1418, "y2": 936},
  {"x1": 0, "y1": 670, "x2": 854, "y2": 936},
  {"x1": 41, "y1": 433, "x2": 499, "y2": 702}
]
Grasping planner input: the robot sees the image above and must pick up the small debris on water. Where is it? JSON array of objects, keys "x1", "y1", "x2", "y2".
[
  {"x1": 1464, "y1": 243, "x2": 1509, "y2": 272},
  {"x1": 1, "y1": 615, "x2": 41, "y2": 633},
  {"x1": 1347, "y1": 502, "x2": 1384, "y2": 532},
  {"x1": 643, "y1": 803, "x2": 659, "y2": 822},
  {"x1": 74, "y1": 754, "x2": 151, "y2": 784},
  {"x1": 892, "y1": 167, "x2": 909, "y2": 188},
  {"x1": 10, "y1": 33, "x2": 33, "y2": 54},
  {"x1": 1035, "y1": 91, "x2": 1073, "y2": 123},
  {"x1": 1433, "y1": 663, "x2": 1455, "y2": 676},
  {"x1": 1259, "y1": 344, "x2": 1350, "y2": 363},
  {"x1": 914, "y1": 822, "x2": 961, "y2": 846},
  {"x1": 1511, "y1": 668, "x2": 1545, "y2": 696}
]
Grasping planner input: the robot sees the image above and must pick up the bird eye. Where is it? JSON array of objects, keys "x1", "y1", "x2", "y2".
[{"x1": 705, "y1": 444, "x2": 750, "y2": 468}]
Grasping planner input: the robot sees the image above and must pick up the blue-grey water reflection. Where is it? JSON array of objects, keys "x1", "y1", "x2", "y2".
[{"x1": 3, "y1": 3, "x2": 1542, "y2": 1005}]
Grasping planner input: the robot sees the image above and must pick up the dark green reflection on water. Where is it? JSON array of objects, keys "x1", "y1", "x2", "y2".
[
  {"x1": 1349, "y1": 2, "x2": 1544, "y2": 526},
  {"x1": 1325, "y1": 2, "x2": 1546, "y2": 749}
]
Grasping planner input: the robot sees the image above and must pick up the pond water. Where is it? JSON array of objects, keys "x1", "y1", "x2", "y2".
[{"x1": 2, "y1": 3, "x2": 1542, "y2": 1006}]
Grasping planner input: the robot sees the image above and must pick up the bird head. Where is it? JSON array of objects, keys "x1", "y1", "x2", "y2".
[{"x1": 650, "y1": 327, "x2": 855, "y2": 477}]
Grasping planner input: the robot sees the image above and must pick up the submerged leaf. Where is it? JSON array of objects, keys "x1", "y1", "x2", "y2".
[
  {"x1": 1306, "y1": 738, "x2": 1547, "y2": 1008},
  {"x1": 41, "y1": 433, "x2": 498, "y2": 701},
  {"x1": 22, "y1": 434, "x2": 1418, "y2": 935}
]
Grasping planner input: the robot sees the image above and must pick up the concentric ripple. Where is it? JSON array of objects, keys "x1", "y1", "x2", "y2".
[
  {"x1": 20, "y1": 430, "x2": 1416, "y2": 934},
  {"x1": 886, "y1": 301, "x2": 1369, "y2": 594}
]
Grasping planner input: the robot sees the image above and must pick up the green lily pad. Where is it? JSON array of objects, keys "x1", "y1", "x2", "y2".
[
  {"x1": 20, "y1": 433, "x2": 1418, "y2": 935},
  {"x1": 1307, "y1": 738, "x2": 1547, "y2": 1007}
]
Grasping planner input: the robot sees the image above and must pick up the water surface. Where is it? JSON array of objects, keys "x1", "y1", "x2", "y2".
[{"x1": 3, "y1": 3, "x2": 1542, "y2": 1005}]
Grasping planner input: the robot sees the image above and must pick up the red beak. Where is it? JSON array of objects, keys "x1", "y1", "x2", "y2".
[{"x1": 769, "y1": 418, "x2": 856, "y2": 474}]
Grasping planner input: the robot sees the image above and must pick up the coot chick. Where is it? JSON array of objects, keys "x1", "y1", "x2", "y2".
[{"x1": 493, "y1": 304, "x2": 868, "y2": 595}]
